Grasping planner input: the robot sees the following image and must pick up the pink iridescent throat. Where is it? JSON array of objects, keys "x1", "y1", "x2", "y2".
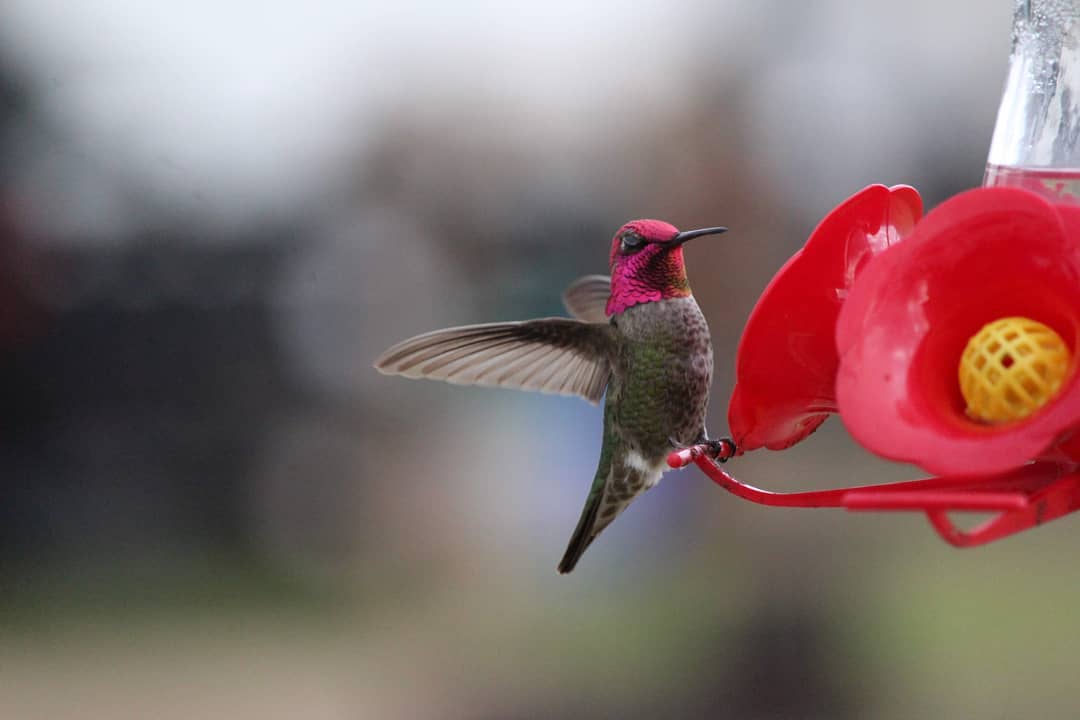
[{"x1": 606, "y1": 245, "x2": 691, "y2": 316}]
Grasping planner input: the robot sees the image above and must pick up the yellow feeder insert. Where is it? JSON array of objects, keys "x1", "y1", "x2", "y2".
[{"x1": 959, "y1": 317, "x2": 1071, "y2": 424}]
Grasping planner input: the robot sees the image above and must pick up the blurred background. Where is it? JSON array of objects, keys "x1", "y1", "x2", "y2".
[{"x1": 0, "y1": 1, "x2": 1074, "y2": 718}]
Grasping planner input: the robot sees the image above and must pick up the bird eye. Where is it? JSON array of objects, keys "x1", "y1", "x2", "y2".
[{"x1": 620, "y1": 233, "x2": 644, "y2": 254}]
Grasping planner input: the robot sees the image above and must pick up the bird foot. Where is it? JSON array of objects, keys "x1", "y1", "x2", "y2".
[
  {"x1": 667, "y1": 437, "x2": 737, "y2": 469},
  {"x1": 702, "y1": 437, "x2": 736, "y2": 463}
]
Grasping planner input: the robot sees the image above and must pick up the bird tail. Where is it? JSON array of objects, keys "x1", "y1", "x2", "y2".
[{"x1": 557, "y1": 489, "x2": 602, "y2": 574}]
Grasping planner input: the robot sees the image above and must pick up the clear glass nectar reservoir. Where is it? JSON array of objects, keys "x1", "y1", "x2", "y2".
[{"x1": 985, "y1": 0, "x2": 1080, "y2": 198}]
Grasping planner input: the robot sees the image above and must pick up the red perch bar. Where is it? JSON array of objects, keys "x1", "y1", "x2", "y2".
[{"x1": 668, "y1": 443, "x2": 1080, "y2": 547}]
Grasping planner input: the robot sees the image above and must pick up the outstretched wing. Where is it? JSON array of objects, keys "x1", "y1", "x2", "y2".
[
  {"x1": 562, "y1": 275, "x2": 611, "y2": 324},
  {"x1": 374, "y1": 318, "x2": 614, "y2": 404}
]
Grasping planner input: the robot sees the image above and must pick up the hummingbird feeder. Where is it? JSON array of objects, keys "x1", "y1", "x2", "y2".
[{"x1": 673, "y1": 0, "x2": 1080, "y2": 547}]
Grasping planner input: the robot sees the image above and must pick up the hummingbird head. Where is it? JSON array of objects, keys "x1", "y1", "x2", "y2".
[{"x1": 605, "y1": 219, "x2": 727, "y2": 316}]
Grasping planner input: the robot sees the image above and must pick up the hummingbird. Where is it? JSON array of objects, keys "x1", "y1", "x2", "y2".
[{"x1": 374, "y1": 220, "x2": 730, "y2": 573}]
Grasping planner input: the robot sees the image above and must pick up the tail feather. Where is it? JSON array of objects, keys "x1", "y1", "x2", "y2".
[
  {"x1": 558, "y1": 471, "x2": 638, "y2": 574},
  {"x1": 557, "y1": 493, "x2": 602, "y2": 574},
  {"x1": 558, "y1": 410, "x2": 655, "y2": 574}
]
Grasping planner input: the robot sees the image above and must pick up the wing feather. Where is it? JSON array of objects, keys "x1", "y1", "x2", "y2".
[
  {"x1": 562, "y1": 275, "x2": 611, "y2": 324},
  {"x1": 374, "y1": 318, "x2": 614, "y2": 404},
  {"x1": 497, "y1": 344, "x2": 563, "y2": 386}
]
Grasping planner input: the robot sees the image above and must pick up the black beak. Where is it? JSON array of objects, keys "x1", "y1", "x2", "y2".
[{"x1": 670, "y1": 226, "x2": 727, "y2": 246}]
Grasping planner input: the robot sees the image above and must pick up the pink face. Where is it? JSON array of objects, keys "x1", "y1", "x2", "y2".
[
  {"x1": 605, "y1": 219, "x2": 690, "y2": 317},
  {"x1": 607, "y1": 219, "x2": 681, "y2": 268}
]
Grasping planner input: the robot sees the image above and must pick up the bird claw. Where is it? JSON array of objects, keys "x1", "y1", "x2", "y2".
[
  {"x1": 702, "y1": 437, "x2": 736, "y2": 463},
  {"x1": 667, "y1": 437, "x2": 737, "y2": 469}
]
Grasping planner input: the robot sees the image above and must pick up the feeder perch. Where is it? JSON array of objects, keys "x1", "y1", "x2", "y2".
[{"x1": 668, "y1": 443, "x2": 1080, "y2": 547}]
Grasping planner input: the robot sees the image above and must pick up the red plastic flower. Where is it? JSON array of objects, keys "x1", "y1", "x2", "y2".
[
  {"x1": 728, "y1": 184, "x2": 923, "y2": 451},
  {"x1": 836, "y1": 187, "x2": 1080, "y2": 476}
]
